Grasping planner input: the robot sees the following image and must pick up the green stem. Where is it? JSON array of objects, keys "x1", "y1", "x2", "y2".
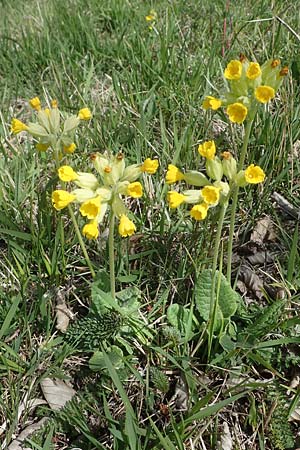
[
  {"x1": 226, "y1": 118, "x2": 254, "y2": 284},
  {"x1": 207, "y1": 204, "x2": 227, "y2": 360},
  {"x1": 67, "y1": 205, "x2": 96, "y2": 278},
  {"x1": 108, "y1": 211, "x2": 116, "y2": 298}
]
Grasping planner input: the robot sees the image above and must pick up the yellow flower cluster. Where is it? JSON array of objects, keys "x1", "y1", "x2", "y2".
[
  {"x1": 52, "y1": 153, "x2": 159, "y2": 239},
  {"x1": 202, "y1": 56, "x2": 288, "y2": 123},
  {"x1": 11, "y1": 96, "x2": 92, "y2": 155},
  {"x1": 166, "y1": 140, "x2": 265, "y2": 221}
]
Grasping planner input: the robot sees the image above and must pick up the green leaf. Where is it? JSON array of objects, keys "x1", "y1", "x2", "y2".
[
  {"x1": 116, "y1": 287, "x2": 141, "y2": 315},
  {"x1": 194, "y1": 269, "x2": 211, "y2": 321},
  {"x1": 218, "y1": 272, "x2": 238, "y2": 318},
  {"x1": 89, "y1": 345, "x2": 124, "y2": 371},
  {"x1": 167, "y1": 303, "x2": 194, "y2": 339}
]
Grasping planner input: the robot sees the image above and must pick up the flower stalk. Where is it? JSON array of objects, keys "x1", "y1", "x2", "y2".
[{"x1": 108, "y1": 210, "x2": 116, "y2": 298}]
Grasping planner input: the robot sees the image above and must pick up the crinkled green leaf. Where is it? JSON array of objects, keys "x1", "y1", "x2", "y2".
[{"x1": 89, "y1": 345, "x2": 124, "y2": 372}]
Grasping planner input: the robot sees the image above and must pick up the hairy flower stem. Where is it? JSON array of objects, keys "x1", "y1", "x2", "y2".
[
  {"x1": 108, "y1": 211, "x2": 116, "y2": 298},
  {"x1": 67, "y1": 206, "x2": 96, "y2": 278},
  {"x1": 53, "y1": 143, "x2": 95, "y2": 278},
  {"x1": 226, "y1": 118, "x2": 254, "y2": 284},
  {"x1": 207, "y1": 204, "x2": 226, "y2": 360}
]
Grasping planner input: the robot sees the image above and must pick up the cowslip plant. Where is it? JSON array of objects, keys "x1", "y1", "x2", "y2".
[
  {"x1": 11, "y1": 97, "x2": 95, "y2": 276},
  {"x1": 203, "y1": 57, "x2": 288, "y2": 283},
  {"x1": 52, "y1": 152, "x2": 159, "y2": 296},
  {"x1": 166, "y1": 139, "x2": 265, "y2": 358}
]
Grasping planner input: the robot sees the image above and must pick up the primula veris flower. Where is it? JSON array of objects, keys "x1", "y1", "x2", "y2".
[
  {"x1": 58, "y1": 166, "x2": 78, "y2": 182},
  {"x1": 79, "y1": 196, "x2": 102, "y2": 219},
  {"x1": 226, "y1": 103, "x2": 248, "y2": 123},
  {"x1": 224, "y1": 60, "x2": 242, "y2": 80},
  {"x1": 202, "y1": 96, "x2": 222, "y2": 110},
  {"x1": 82, "y1": 220, "x2": 99, "y2": 240},
  {"x1": 190, "y1": 203, "x2": 208, "y2": 221},
  {"x1": 255, "y1": 85, "x2": 275, "y2": 103},
  {"x1": 244, "y1": 164, "x2": 265, "y2": 184},
  {"x1": 221, "y1": 152, "x2": 237, "y2": 179},
  {"x1": 52, "y1": 190, "x2": 76, "y2": 210},
  {"x1": 201, "y1": 186, "x2": 220, "y2": 205},
  {"x1": 166, "y1": 164, "x2": 184, "y2": 184},
  {"x1": 127, "y1": 182, "x2": 143, "y2": 198},
  {"x1": 145, "y1": 9, "x2": 157, "y2": 21},
  {"x1": 167, "y1": 191, "x2": 186, "y2": 208},
  {"x1": 51, "y1": 99, "x2": 58, "y2": 108},
  {"x1": 141, "y1": 158, "x2": 159, "y2": 174},
  {"x1": 11, "y1": 118, "x2": 29, "y2": 134},
  {"x1": 63, "y1": 143, "x2": 76, "y2": 154},
  {"x1": 198, "y1": 141, "x2": 216, "y2": 160},
  {"x1": 118, "y1": 215, "x2": 136, "y2": 237},
  {"x1": 246, "y1": 62, "x2": 261, "y2": 80},
  {"x1": 78, "y1": 108, "x2": 92, "y2": 120},
  {"x1": 29, "y1": 97, "x2": 41, "y2": 111}
]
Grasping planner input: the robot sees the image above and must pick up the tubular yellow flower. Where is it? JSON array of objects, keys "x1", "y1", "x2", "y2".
[
  {"x1": 202, "y1": 96, "x2": 222, "y2": 110},
  {"x1": 246, "y1": 62, "x2": 261, "y2": 80},
  {"x1": 58, "y1": 166, "x2": 78, "y2": 182},
  {"x1": 190, "y1": 203, "x2": 208, "y2": 221},
  {"x1": 166, "y1": 164, "x2": 184, "y2": 184},
  {"x1": 11, "y1": 118, "x2": 29, "y2": 134},
  {"x1": 255, "y1": 85, "x2": 275, "y2": 103},
  {"x1": 82, "y1": 221, "x2": 99, "y2": 240},
  {"x1": 224, "y1": 60, "x2": 242, "y2": 80},
  {"x1": 201, "y1": 186, "x2": 220, "y2": 205},
  {"x1": 118, "y1": 215, "x2": 136, "y2": 237},
  {"x1": 167, "y1": 191, "x2": 186, "y2": 208},
  {"x1": 198, "y1": 141, "x2": 216, "y2": 160},
  {"x1": 79, "y1": 196, "x2": 102, "y2": 219},
  {"x1": 63, "y1": 143, "x2": 76, "y2": 154},
  {"x1": 127, "y1": 182, "x2": 143, "y2": 198},
  {"x1": 78, "y1": 108, "x2": 92, "y2": 120},
  {"x1": 29, "y1": 97, "x2": 41, "y2": 111},
  {"x1": 52, "y1": 190, "x2": 76, "y2": 210},
  {"x1": 51, "y1": 99, "x2": 58, "y2": 108},
  {"x1": 226, "y1": 103, "x2": 248, "y2": 124},
  {"x1": 244, "y1": 164, "x2": 265, "y2": 184},
  {"x1": 36, "y1": 143, "x2": 50, "y2": 152},
  {"x1": 141, "y1": 158, "x2": 159, "y2": 174}
]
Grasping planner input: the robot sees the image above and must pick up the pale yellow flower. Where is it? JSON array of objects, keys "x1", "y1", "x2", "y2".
[
  {"x1": 167, "y1": 191, "x2": 185, "y2": 208},
  {"x1": 201, "y1": 186, "x2": 220, "y2": 205},
  {"x1": 52, "y1": 190, "x2": 75, "y2": 210},
  {"x1": 82, "y1": 221, "x2": 99, "y2": 239},
  {"x1": 29, "y1": 97, "x2": 41, "y2": 111},
  {"x1": 141, "y1": 158, "x2": 159, "y2": 174},
  {"x1": 127, "y1": 182, "x2": 143, "y2": 198},
  {"x1": 79, "y1": 196, "x2": 102, "y2": 219},
  {"x1": 58, "y1": 166, "x2": 78, "y2": 182},
  {"x1": 11, "y1": 118, "x2": 28, "y2": 134},
  {"x1": 202, "y1": 96, "x2": 222, "y2": 110},
  {"x1": 244, "y1": 164, "x2": 265, "y2": 184},
  {"x1": 166, "y1": 164, "x2": 184, "y2": 184},
  {"x1": 198, "y1": 141, "x2": 216, "y2": 160},
  {"x1": 226, "y1": 103, "x2": 248, "y2": 123},
  {"x1": 63, "y1": 143, "x2": 77, "y2": 154},
  {"x1": 118, "y1": 215, "x2": 136, "y2": 237},
  {"x1": 224, "y1": 60, "x2": 242, "y2": 80},
  {"x1": 246, "y1": 62, "x2": 261, "y2": 80},
  {"x1": 255, "y1": 86, "x2": 275, "y2": 103},
  {"x1": 190, "y1": 203, "x2": 208, "y2": 221},
  {"x1": 78, "y1": 108, "x2": 92, "y2": 120}
]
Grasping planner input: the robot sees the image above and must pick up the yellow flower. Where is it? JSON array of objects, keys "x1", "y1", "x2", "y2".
[
  {"x1": 118, "y1": 215, "x2": 136, "y2": 237},
  {"x1": 52, "y1": 190, "x2": 76, "y2": 210},
  {"x1": 36, "y1": 143, "x2": 50, "y2": 152},
  {"x1": 244, "y1": 164, "x2": 265, "y2": 184},
  {"x1": 145, "y1": 9, "x2": 157, "y2": 21},
  {"x1": 190, "y1": 203, "x2": 208, "y2": 221},
  {"x1": 224, "y1": 60, "x2": 242, "y2": 80},
  {"x1": 51, "y1": 99, "x2": 58, "y2": 108},
  {"x1": 79, "y1": 196, "x2": 102, "y2": 219},
  {"x1": 201, "y1": 186, "x2": 220, "y2": 205},
  {"x1": 78, "y1": 108, "x2": 92, "y2": 120},
  {"x1": 246, "y1": 62, "x2": 261, "y2": 80},
  {"x1": 166, "y1": 164, "x2": 184, "y2": 184},
  {"x1": 202, "y1": 96, "x2": 222, "y2": 110},
  {"x1": 167, "y1": 191, "x2": 186, "y2": 208},
  {"x1": 82, "y1": 221, "x2": 99, "y2": 239},
  {"x1": 58, "y1": 166, "x2": 78, "y2": 182},
  {"x1": 198, "y1": 141, "x2": 216, "y2": 160},
  {"x1": 226, "y1": 103, "x2": 248, "y2": 123},
  {"x1": 63, "y1": 143, "x2": 77, "y2": 154},
  {"x1": 141, "y1": 158, "x2": 159, "y2": 174},
  {"x1": 255, "y1": 85, "x2": 275, "y2": 103},
  {"x1": 127, "y1": 182, "x2": 143, "y2": 198},
  {"x1": 11, "y1": 118, "x2": 29, "y2": 134},
  {"x1": 29, "y1": 97, "x2": 41, "y2": 111},
  {"x1": 44, "y1": 108, "x2": 50, "y2": 116}
]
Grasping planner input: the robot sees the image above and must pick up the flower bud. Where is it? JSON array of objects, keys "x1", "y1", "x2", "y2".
[
  {"x1": 181, "y1": 189, "x2": 202, "y2": 204},
  {"x1": 221, "y1": 152, "x2": 237, "y2": 180},
  {"x1": 234, "y1": 170, "x2": 247, "y2": 187},
  {"x1": 183, "y1": 171, "x2": 209, "y2": 186},
  {"x1": 206, "y1": 157, "x2": 223, "y2": 181}
]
